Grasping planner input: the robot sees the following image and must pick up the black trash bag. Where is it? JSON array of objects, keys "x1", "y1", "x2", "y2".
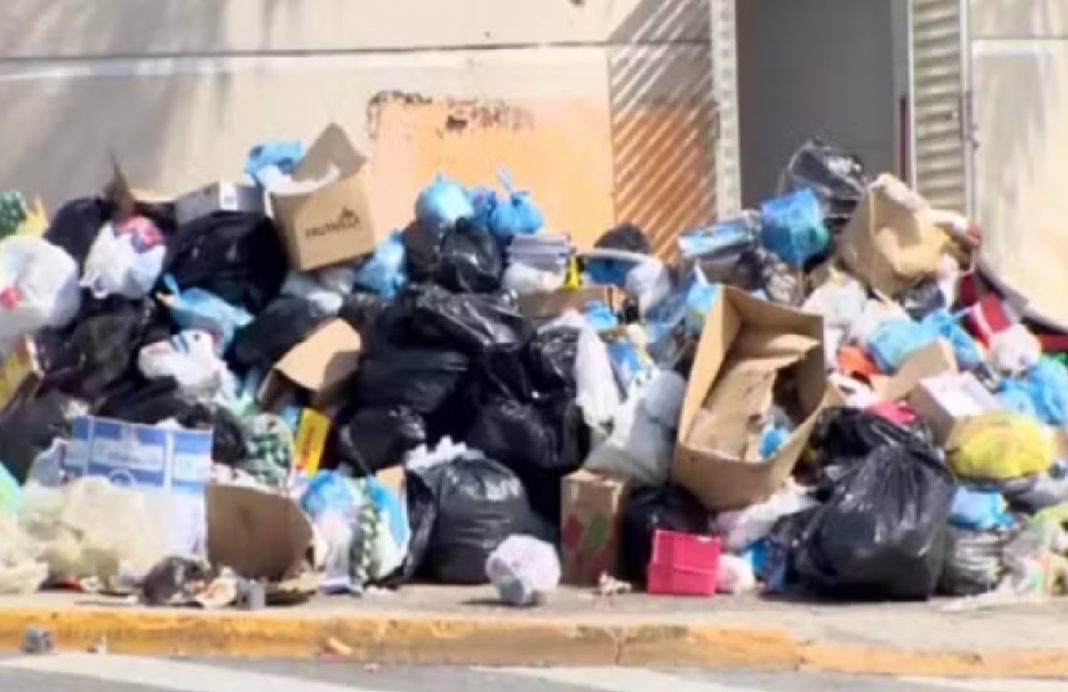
[
  {"x1": 37, "y1": 298, "x2": 160, "y2": 402},
  {"x1": 0, "y1": 391, "x2": 73, "y2": 483},
  {"x1": 44, "y1": 197, "x2": 113, "y2": 270},
  {"x1": 165, "y1": 212, "x2": 287, "y2": 314},
  {"x1": 464, "y1": 395, "x2": 587, "y2": 523},
  {"x1": 405, "y1": 452, "x2": 540, "y2": 584},
  {"x1": 596, "y1": 222, "x2": 651, "y2": 254},
  {"x1": 229, "y1": 296, "x2": 331, "y2": 371},
  {"x1": 384, "y1": 284, "x2": 532, "y2": 355},
  {"x1": 95, "y1": 375, "x2": 196, "y2": 425},
  {"x1": 780, "y1": 139, "x2": 868, "y2": 235},
  {"x1": 791, "y1": 409, "x2": 955, "y2": 600},
  {"x1": 339, "y1": 291, "x2": 389, "y2": 337},
  {"x1": 619, "y1": 484, "x2": 710, "y2": 588},
  {"x1": 938, "y1": 527, "x2": 1011, "y2": 597},
  {"x1": 527, "y1": 326, "x2": 581, "y2": 393},
  {"x1": 899, "y1": 279, "x2": 947, "y2": 321},
  {"x1": 354, "y1": 348, "x2": 468, "y2": 416},
  {"x1": 174, "y1": 403, "x2": 248, "y2": 465},
  {"x1": 335, "y1": 406, "x2": 427, "y2": 474},
  {"x1": 402, "y1": 220, "x2": 442, "y2": 283},
  {"x1": 436, "y1": 218, "x2": 503, "y2": 293}
]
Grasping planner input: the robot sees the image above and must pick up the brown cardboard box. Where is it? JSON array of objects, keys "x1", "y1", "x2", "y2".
[
  {"x1": 518, "y1": 286, "x2": 615, "y2": 324},
  {"x1": 907, "y1": 372, "x2": 1002, "y2": 445},
  {"x1": 560, "y1": 470, "x2": 627, "y2": 586},
  {"x1": 258, "y1": 319, "x2": 362, "y2": 411},
  {"x1": 270, "y1": 124, "x2": 380, "y2": 271},
  {"x1": 673, "y1": 287, "x2": 829, "y2": 511},
  {"x1": 206, "y1": 484, "x2": 313, "y2": 581},
  {"x1": 869, "y1": 338, "x2": 958, "y2": 403}
]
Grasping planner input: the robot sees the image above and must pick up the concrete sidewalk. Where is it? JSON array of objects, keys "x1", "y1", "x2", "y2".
[{"x1": 0, "y1": 587, "x2": 1066, "y2": 679}]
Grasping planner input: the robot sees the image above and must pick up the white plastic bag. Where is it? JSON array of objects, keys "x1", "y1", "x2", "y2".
[
  {"x1": 0, "y1": 514, "x2": 47, "y2": 595},
  {"x1": 485, "y1": 535, "x2": 561, "y2": 606},
  {"x1": 990, "y1": 324, "x2": 1041, "y2": 376},
  {"x1": 575, "y1": 327, "x2": 622, "y2": 430},
  {"x1": 502, "y1": 262, "x2": 566, "y2": 294},
  {"x1": 138, "y1": 330, "x2": 235, "y2": 398},
  {"x1": 716, "y1": 554, "x2": 757, "y2": 595},
  {"x1": 0, "y1": 235, "x2": 81, "y2": 343},
  {"x1": 714, "y1": 484, "x2": 818, "y2": 552},
  {"x1": 81, "y1": 216, "x2": 166, "y2": 300},
  {"x1": 21, "y1": 477, "x2": 169, "y2": 583},
  {"x1": 584, "y1": 370, "x2": 685, "y2": 486},
  {"x1": 803, "y1": 275, "x2": 866, "y2": 365},
  {"x1": 625, "y1": 258, "x2": 672, "y2": 316}
]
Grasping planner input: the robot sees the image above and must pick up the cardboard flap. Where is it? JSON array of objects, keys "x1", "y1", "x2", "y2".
[
  {"x1": 731, "y1": 330, "x2": 821, "y2": 371},
  {"x1": 206, "y1": 484, "x2": 313, "y2": 581},
  {"x1": 295, "y1": 123, "x2": 368, "y2": 180},
  {"x1": 274, "y1": 320, "x2": 362, "y2": 393}
]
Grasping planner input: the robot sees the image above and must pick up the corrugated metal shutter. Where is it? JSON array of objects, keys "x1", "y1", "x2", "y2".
[
  {"x1": 710, "y1": 0, "x2": 741, "y2": 219},
  {"x1": 909, "y1": 0, "x2": 970, "y2": 213}
]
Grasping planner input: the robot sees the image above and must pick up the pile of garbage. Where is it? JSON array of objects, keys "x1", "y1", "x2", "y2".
[{"x1": 0, "y1": 130, "x2": 1064, "y2": 610}]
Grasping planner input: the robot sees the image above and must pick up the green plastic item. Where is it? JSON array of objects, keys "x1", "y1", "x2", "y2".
[{"x1": 0, "y1": 461, "x2": 22, "y2": 516}]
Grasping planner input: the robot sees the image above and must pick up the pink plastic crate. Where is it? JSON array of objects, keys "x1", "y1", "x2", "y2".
[{"x1": 647, "y1": 529, "x2": 720, "y2": 597}]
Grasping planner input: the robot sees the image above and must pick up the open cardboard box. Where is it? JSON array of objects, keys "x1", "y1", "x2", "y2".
[
  {"x1": 259, "y1": 319, "x2": 362, "y2": 411},
  {"x1": 673, "y1": 287, "x2": 829, "y2": 511},
  {"x1": 269, "y1": 124, "x2": 381, "y2": 270}
]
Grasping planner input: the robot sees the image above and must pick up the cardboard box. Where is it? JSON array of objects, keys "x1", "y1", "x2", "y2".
[
  {"x1": 258, "y1": 319, "x2": 362, "y2": 411},
  {"x1": 518, "y1": 286, "x2": 615, "y2": 324},
  {"x1": 0, "y1": 336, "x2": 43, "y2": 413},
  {"x1": 64, "y1": 416, "x2": 213, "y2": 555},
  {"x1": 206, "y1": 484, "x2": 313, "y2": 581},
  {"x1": 869, "y1": 338, "x2": 958, "y2": 403},
  {"x1": 174, "y1": 181, "x2": 264, "y2": 225},
  {"x1": 560, "y1": 469, "x2": 627, "y2": 586},
  {"x1": 269, "y1": 124, "x2": 379, "y2": 271},
  {"x1": 908, "y1": 372, "x2": 1002, "y2": 445},
  {"x1": 673, "y1": 287, "x2": 829, "y2": 511}
]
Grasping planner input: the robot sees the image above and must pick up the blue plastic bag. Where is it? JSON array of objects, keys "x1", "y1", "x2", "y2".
[
  {"x1": 415, "y1": 176, "x2": 473, "y2": 233},
  {"x1": 353, "y1": 231, "x2": 407, "y2": 299},
  {"x1": 950, "y1": 487, "x2": 1013, "y2": 531},
  {"x1": 866, "y1": 318, "x2": 936, "y2": 373},
  {"x1": 921, "y1": 310, "x2": 982, "y2": 369},
  {"x1": 244, "y1": 140, "x2": 304, "y2": 188},
  {"x1": 759, "y1": 188, "x2": 830, "y2": 267},
  {"x1": 1002, "y1": 357, "x2": 1068, "y2": 426},
  {"x1": 645, "y1": 267, "x2": 720, "y2": 363},
  {"x1": 159, "y1": 275, "x2": 253, "y2": 353},
  {"x1": 583, "y1": 300, "x2": 619, "y2": 334},
  {"x1": 678, "y1": 215, "x2": 759, "y2": 261}
]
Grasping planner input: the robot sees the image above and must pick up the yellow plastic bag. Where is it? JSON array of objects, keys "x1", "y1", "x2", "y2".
[{"x1": 949, "y1": 412, "x2": 1055, "y2": 480}]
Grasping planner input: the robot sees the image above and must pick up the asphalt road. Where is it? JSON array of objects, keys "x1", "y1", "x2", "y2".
[{"x1": 0, "y1": 655, "x2": 1063, "y2": 692}]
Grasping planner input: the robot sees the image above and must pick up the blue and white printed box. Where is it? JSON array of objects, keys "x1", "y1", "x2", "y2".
[{"x1": 64, "y1": 416, "x2": 213, "y2": 555}]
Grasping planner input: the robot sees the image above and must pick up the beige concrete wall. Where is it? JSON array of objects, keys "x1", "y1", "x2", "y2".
[
  {"x1": 0, "y1": 0, "x2": 718, "y2": 253},
  {"x1": 969, "y1": 0, "x2": 1068, "y2": 327}
]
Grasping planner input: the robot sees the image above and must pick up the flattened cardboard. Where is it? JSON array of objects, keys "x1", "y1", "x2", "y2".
[
  {"x1": 560, "y1": 469, "x2": 627, "y2": 586},
  {"x1": 206, "y1": 484, "x2": 313, "y2": 582},
  {"x1": 174, "y1": 181, "x2": 265, "y2": 225},
  {"x1": 908, "y1": 372, "x2": 1002, "y2": 445},
  {"x1": 270, "y1": 124, "x2": 379, "y2": 271},
  {"x1": 258, "y1": 319, "x2": 362, "y2": 411},
  {"x1": 673, "y1": 287, "x2": 828, "y2": 512},
  {"x1": 518, "y1": 286, "x2": 616, "y2": 323}
]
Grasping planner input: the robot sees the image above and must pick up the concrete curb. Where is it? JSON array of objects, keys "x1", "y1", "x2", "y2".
[{"x1": 0, "y1": 607, "x2": 1065, "y2": 679}]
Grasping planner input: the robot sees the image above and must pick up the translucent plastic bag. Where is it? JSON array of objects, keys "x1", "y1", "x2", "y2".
[
  {"x1": 138, "y1": 330, "x2": 234, "y2": 398},
  {"x1": 485, "y1": 535, "x2": 560, "y2": 606},
  {"x1": 574, "y1": 327, "x2": 622, "y2": 430},
  {"x1": 21, "y1": 477, "x2": 169, "y2": 583},
  {"x1": 81, "y1": 216, "x2": 166, "y2": 300},
  {"x1": 760, "y1": 188, "x2": 830, "y2": 267},
  {"x1": 0, "y1": 235, "x2": 81, "y2": 342},
  {"x1": 779, "y1": 139, "x2": 868, "y2": 234},
  {"x1": 0, "y1": 514, "x2": 47, "y2": 594}
]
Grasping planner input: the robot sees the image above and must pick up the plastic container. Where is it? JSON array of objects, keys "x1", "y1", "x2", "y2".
[{"x1": 647, "y1": 529, "x2": 721, "y2": 596}]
